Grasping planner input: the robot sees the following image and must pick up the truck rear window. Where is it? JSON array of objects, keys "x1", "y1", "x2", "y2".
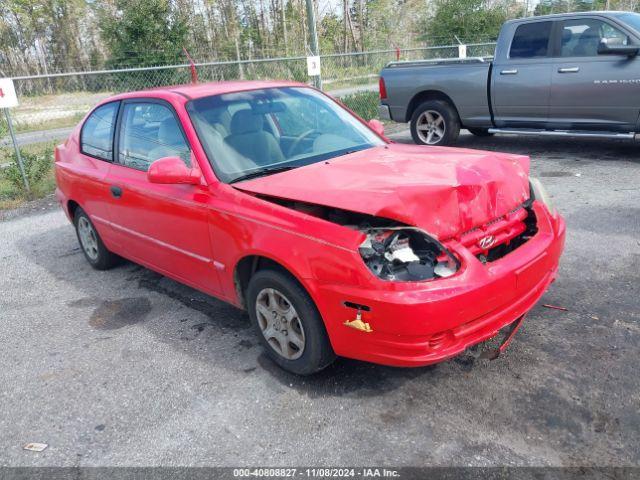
[{"x1": 510, "y1": 21, "x2": 553, "y2": 59}]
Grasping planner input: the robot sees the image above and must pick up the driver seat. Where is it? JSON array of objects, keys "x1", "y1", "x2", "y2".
[
  {"x1": 224, "y1": 110, "x2": 285, "y2": 166},
  {"x1": 573, "y1": 27, "x2": 601, "y2": 56}
]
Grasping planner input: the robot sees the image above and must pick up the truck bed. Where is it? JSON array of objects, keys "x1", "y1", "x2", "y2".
[{"x1": 380, "y1": 59, "x2": 493, "y2": 126}]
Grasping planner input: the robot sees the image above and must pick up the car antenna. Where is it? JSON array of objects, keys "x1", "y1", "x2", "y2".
[{"x1": 183, "y1": 48, "x2": 198, "y2": 84}]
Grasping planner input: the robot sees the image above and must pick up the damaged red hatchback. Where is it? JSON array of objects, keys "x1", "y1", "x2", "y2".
[{"x1": 55, "y1": 81, "x2": 565, "y2": 375}]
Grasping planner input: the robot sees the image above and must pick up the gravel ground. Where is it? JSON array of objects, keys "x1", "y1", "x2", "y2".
[{"x1": 0, "y1": 130, "x2": 638, "y2": 467}]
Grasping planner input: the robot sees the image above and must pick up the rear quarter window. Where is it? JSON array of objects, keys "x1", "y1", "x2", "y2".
[
  {"x1": 510, "y1": 21, "x2": 553, "y2": 59},
  {"x1": 81, "y1": 102, "x2": 119, "y2": 161}
]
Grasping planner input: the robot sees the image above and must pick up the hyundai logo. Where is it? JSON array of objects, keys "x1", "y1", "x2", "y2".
[{"x1": 479, "y1": 235, "x2": 496, "y2": 249}]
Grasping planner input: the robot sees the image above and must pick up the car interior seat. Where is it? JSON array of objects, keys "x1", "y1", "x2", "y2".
[
  {"x1": 147, "y1": 117, "x2": 190, "y2": 165},
  {"x1": 224, "y1": 109, "x2": 285, "y2": 167}
]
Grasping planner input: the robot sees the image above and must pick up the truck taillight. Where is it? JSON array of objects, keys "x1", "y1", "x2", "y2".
[{"x1": 379, "y1": 77, "x2": 387, "y2": 100}]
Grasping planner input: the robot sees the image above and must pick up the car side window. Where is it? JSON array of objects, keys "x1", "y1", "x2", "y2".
[
  {"x1": 81, "y1": 102, "x2": 119, "y2": 161},
  {"x1": 560, "y1": 19, "x2": 630, "y2": 57},
  {"x1": 118, "y1": 102, "x2": 190, "y2": 172},
  {"x1": 510, "y1": 21, "x2": 553, "y2": 59}
]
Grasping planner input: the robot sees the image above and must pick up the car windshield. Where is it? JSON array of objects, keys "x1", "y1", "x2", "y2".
[
  {"x1": 617, "y1": 13, "x2": 640, "y2": 34},
  {"x1": 186, "y1": 86, "x2": 385, "y2": 183}
]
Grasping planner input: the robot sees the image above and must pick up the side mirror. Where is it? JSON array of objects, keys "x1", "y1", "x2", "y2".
[
  {"x1": 598, "y1": 41, "x2": 639, "y2": 57},
  {"x1": 147, "y1": 157, "x2": 201, "y2": 185},
  {"x1": 368, "y1": 119, "x2": 385, "y2": 137}
]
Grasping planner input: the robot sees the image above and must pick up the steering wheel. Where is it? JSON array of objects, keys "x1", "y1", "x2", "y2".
[{"x1": 287, "y1": 129, "x2": 318, "y2": 157}]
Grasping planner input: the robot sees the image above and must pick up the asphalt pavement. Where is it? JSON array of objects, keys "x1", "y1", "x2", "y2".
[
  {"x1": 0, "y1": 127, "x2": 73, "y2": 148},
  {"x1": 0, "y1": 130, "x2": 639, "y2": 467}
]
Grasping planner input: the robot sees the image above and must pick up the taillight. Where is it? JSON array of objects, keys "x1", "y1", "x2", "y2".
[{"x1": 379, "y1": 77, "x2": 387, "y2": 100}]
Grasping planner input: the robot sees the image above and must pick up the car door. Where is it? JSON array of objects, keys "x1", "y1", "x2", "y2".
[
  {"x1": 72, "y1": 101, "x2": 120, "y2": 248},
  {"x1": 492, "y1": 20, "x2": 555, "y2": 127},
  {"x1": 106, "y1": 99, "x2": 221, "y2": 295},
  {"x1": 549, "y1": 16, "x2": 640, "y2": 131}
]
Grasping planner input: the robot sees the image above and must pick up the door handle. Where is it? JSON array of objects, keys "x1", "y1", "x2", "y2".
[
  {"x1": 500, "y1": 69, "x2": 518, "y2": 75},
  {"x1": 110, "y1": 186, "x2": 123, "y2": 199},
  {"x1": 558, "y1": 67, "x2": 580, "y2": 73}
]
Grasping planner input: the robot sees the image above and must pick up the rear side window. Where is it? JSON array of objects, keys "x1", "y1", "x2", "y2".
[
  {"x1": 510, "y1": 21, "x2": 553, "y2": 59},
  {"x1": 81, "y1": 102, "x2": 119, "y2": 161},
  {"x1": 118, "y1": 102, "x2": 190, "y2": 172}
]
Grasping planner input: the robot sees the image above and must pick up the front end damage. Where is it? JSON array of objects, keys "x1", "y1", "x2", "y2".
[
  {"x1": 315, "y1": 201, "x2": 564, "y2": 367},
  {"x1": 233, "y1": 145, "x2": 565, "y2": 366}
]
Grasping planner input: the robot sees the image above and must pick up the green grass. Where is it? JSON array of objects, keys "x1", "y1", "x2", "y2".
[
  {"x1": 340, "y1": 91, "x2": 379, "y2": 121},
  {"x1": 13, "y1": 113, "x2": 85, "y2": 134},
  {"x1": 0, "y1": 142, "x2": 57, "y2": 210}
]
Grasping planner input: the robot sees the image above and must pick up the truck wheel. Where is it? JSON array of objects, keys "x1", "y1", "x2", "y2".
[
  {"x1": 410, "y1": 100, "x2": 460, "y2": 146},
  {"x1": 468, "y1": 127, "x2": 494, "y2": 137},
  {"x1": 74, "y1": 207, "x2": 120, "y2": 270},
  {"x1": 247, "y1": 269, "x2": 335, "y2": 375}
]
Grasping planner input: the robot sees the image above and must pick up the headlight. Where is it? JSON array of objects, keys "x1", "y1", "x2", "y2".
[
  {"x1": 530, "y1": 177, "x2": 556, "y2": 215},
  {"x1": 358, "y1": 227, "x2": 459, "y2": 282}
]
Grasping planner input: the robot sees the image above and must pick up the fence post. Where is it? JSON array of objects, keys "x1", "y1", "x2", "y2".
[
  {"x1": 305, "y1": 0, "x2": 322, "y2": 90},
  {"x1": 3, "y1": 108, "x2": 30, "y2": 194}
]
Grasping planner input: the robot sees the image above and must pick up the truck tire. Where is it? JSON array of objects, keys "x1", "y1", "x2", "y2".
[
  {"x1": 247, "y1": 268, "x2": 336, "y2": 375},
  {"x1": 467, "y1": 127, "x2": 494, "y2": 137},
  {"x1": 410, "y1": 100, "x2": 460, "y2": 146}
]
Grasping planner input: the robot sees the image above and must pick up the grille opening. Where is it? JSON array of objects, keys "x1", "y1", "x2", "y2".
[{"x1": 477, "y1": 206, "x2": 538, "y2": 264}]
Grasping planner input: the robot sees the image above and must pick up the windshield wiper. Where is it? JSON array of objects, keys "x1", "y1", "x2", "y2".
[
  {"x1": 230, "y1": 165, "x2": 296, "y2": 183},
  {"x1": 328, "y1": 145, "x2": 372, "y2": 160}
]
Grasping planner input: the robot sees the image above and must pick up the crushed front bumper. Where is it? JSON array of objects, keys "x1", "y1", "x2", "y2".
[{"x1": 315, "y1": 202, "x2": 566, "y2": 367}]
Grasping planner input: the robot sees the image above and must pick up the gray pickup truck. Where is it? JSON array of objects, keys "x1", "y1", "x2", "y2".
[{"x1": 379, "y1": 11, "x2": 640, "y2": 146}]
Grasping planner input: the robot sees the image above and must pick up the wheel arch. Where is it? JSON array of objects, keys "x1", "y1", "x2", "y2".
[
  {"x1": 233, "y1": 254, "x2": 314, "y2": 311},
  {"x1": 67, "y1": 199, "x2": 81, "y2": 221},
  {"x1": 406, "y1": 90, "x2": 460, "y2": 123}
]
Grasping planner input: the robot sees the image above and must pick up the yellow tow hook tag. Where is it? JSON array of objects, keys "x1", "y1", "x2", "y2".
[{"x1": 344, "y1": 310, "x2": 373, "y2": 333}]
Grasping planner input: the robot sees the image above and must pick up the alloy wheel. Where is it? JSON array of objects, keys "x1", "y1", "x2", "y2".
[
  {"x1": 77, "y1": 216, "x2": 99, "y2": 261},
  {"x1": 416, "y1": 110, "x2": 446, "y2": 145},
  {"x1": 255, "y1": 287, "x2": 306, "y2": 360}
]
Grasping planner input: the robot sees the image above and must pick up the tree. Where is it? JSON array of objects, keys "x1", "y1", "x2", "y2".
[
  {"x1": 98, "y1": 0, "x2": 189, "y2": 68},
  {"x1": 421, "y1": 0, "x2": 521, "y2": 43},
  {"x1": 534, "y1": 0, "x2": 640, "y2": 14}
]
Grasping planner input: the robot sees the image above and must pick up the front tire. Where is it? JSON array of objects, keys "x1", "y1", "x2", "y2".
[
  {"x1": 410, "y1": 100, "x2": 460, "y2": 146},
  {"x1": 74, "y1": 207, "x2": 119, "y2": 270},
  {"x1": 247, "y1": 269, "x2": 335, "y2": 375}
]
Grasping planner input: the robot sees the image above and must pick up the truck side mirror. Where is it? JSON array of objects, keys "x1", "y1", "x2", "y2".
[{"x1": 598, "y1": 41, "x2": 639, "y2": 57}]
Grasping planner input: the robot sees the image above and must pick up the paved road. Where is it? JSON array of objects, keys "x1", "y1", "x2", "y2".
[
  {"x1": 1, "y1": 131, "x2": 639, "y2": 467},
  {"x1": 0, "y1": 126, "x2": 73, "y2": 148}
]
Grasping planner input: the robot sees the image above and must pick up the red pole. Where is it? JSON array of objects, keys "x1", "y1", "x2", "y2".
[
  {"x1": 183, "y1": 48, "x2": 198, "y2": 84},
  {"x1": 395, "y1": 46, "x2": 401, "y2": 61}
]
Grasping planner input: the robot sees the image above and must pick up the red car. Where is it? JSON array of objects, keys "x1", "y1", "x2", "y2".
[{"x1": 55, "y1": 81, "x2": 565, "y2": 375}]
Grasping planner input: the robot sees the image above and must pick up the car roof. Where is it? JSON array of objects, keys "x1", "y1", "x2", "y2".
[
  {"x1": 505, "y1": 11, "x2": 629, "y2": 24},
  {"x1": 108, "y1": 79, "x2": 310, "y2": 103}
]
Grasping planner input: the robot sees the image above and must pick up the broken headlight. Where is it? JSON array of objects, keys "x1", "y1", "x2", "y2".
[
  {"x1": 530, "y1": 177, "x2": 556, "y2": 215},
  {"x1": 358, "y1": 227, "x2": 459, "y2": 282}
]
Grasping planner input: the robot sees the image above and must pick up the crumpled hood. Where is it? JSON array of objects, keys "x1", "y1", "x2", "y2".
[{"x1": 235, "y1": 143, "x2": 531, "y2": 239}]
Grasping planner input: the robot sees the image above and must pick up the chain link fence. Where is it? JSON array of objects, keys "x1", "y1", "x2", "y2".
[
  {"x1": 2, "y1": 42, "x2": 496, "y2": 139},
  {"x1": 0, "y1": 42, "x2": 496, "y2": 200}
]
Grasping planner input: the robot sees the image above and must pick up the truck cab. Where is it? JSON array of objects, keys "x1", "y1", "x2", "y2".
[{"x1": 494, "y1": 12, "x2": 640, "y2": 131}]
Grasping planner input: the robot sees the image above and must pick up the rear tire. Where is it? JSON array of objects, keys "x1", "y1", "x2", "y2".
[
  {"x1": 74, "y1": 207, "x2": 120, "y2": 270},
  {"x1": 410, "y1": 100, "x2": 460, "y2": 146},
  {"x1": 247, "y1": 269, "x2": 335, "y2": 375},
  {"x1": 467, "y1": 127, "x2": 494, "y2": 137}
]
